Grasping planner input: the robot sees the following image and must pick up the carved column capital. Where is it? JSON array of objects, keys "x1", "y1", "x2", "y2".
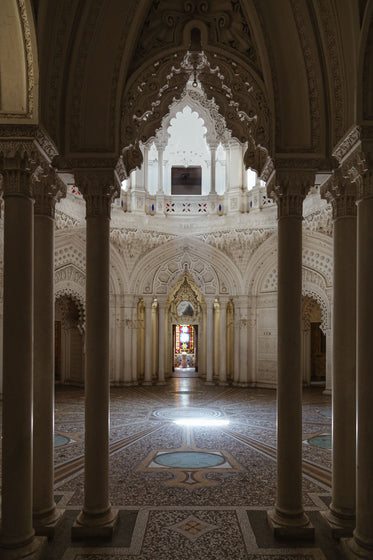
[
  {"x1": 74, "y1": 169, "x2": 119, "y2": 218},
  {"x1": 269, "y1": 169, "x2": 314, "y2": 218},
  {"x1": 32, "y1": 165, "x2": 67, "y2": 218},
  {"x1": 0, "y1": 139, "x2": 37, "y2": 198},
  {"x1": 320, "y1": 168, "x2": 357, "y2": 220}
]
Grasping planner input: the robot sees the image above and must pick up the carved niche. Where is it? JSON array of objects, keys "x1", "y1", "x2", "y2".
[{"x1": 167, "y1": 272, "x2": 204, "y2": 326}]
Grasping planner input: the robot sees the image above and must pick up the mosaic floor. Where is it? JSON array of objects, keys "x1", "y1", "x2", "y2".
[{"x1": 2, "y1": 379, "x2": 346, "y2": 559}]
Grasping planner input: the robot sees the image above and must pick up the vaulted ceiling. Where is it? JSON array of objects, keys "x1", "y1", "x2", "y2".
[{"x1": 2, "y1": 0, "x2": 372, "y2": 175}]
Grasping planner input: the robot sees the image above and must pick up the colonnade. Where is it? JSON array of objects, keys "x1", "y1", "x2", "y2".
[{"x1": 1, "y1": 134, "x2": 372, "y2": 560}]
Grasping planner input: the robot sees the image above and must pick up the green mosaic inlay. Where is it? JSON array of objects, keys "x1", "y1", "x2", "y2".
[
  {"x1": 154, "y1": 451, "x2": 225, "y2": 468},
  {"x1": 306, "y1": 434, "x2": 332, "y2": 450},
  {"x1": 54, "y1": 434, "x2": 71, "y2": 448}
]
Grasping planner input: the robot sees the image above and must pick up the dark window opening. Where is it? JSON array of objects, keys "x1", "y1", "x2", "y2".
[{"x1": 171, "y1": 166, "x2": 202, "y2": 195}]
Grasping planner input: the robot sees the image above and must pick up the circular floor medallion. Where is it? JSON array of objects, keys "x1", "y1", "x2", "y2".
[
  {"x1": 154, "y1": 451, "x2": 225, "y2": 468},
  {"x1": 153, "y1": 407, "x2": 223, "y2": 420}
]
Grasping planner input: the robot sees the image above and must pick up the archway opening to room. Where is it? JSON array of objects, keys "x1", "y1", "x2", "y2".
[
  {"x1": 302, "y1": 296, "x2": 327, "y2": 387},
  {"x1": 173, "y1": 324, "x2": 198, "y2": 376},
  {"x1": 55, "y1": 295, "x2": 85, "y2": 386}
]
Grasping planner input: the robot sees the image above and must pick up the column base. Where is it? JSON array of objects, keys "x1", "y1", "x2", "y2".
[
  {"x1": 0, "y1": 536, "x2": 47, "y2": 559},
  {"x1": 238, "y1": 382, "x2": 250, "y2": 388},
  {"x1": 142, "y1": 381, "x2": 152, "y2": 386},
  {"x1": 341, "y1": 535, "x2": 373, "y2": 559},
  {"x1": 320, "y1": 508, "x2": 355, "y2": 538},
  {"x1": 156, "y1": 380, "x2": 167, "y2": 386},
  {"x1": 323, "y1": 388, "x2": 332, "y2": 396},
  {"x1": 267, "y1": 508, "x2": 315, "y2": 540},
  {"x1": 71, "y1": 508, "x2": 119, "y2": 540},
  {"x1": 205, "y1": 380, "x2": 215, "y2": 386},
  {"x1": 34, "y1": 508, "x2": 65, "y2": 538},
  {"x1": 218, "y1": 381, "x2": 229, "y2": 386}
]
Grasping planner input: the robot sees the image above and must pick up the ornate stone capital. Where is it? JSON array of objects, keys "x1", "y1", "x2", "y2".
[
  {"x1": 269, "y1": 170, "x2": 314, "y2": 219},
  {"x1": 320, "y1": 169, "x2": 357, "y2": 220},
  {"x1": 0, "y1": 139, "x2": 37, "y2": 198},
  {"x1": 32, "y1": 165, "x2": 67, "y2": 218},
  {"x1": 74, "y1": 169, "x2": 119, "y2": 219}
]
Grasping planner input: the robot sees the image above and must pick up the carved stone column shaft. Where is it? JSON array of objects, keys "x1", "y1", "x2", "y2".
[
  {"x1": 219, "y1": 298, "x2": 228, "y2": 385},
  {"x1": 321, "y1": 173, "x2": 357, "y2": 537},
  {"x1": 143, "y1": 296, "x2": 153, "y2": 385},
  {"x1": 343, "y1": 161, "x2": 373, "y2": 559},
  {"x1": 72, "y1": 170, "x2": 118, "y2": 538},
  {"x1": 157, "y1": 299, "x2": 166, "y2": 384},
  {"x1": 33, "y1": 169, "x2": 66, "y2": 535},
  {"x1": 0, "y1": 146, "x2": 45, "y2": 556},
  {"x1": 267, "y1": 173, "x2": 314, "y2": 538},
  {"x1": 205, "y1": 299, "x2": 214, "y2": 384}
]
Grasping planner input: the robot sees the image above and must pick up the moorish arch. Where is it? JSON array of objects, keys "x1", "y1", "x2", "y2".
[
  {"x1": 120, "y1": 15, "x2": 272, "y2": 177},
  {"x1": 165, "y1": 270, "x2": 206, "y2": 372},
  {"x1": 54, "y1": 288, "x2": 85, "y2": 386},
  {"x1": 130, "y1": 235, "x2": 243, "y2": 297}
]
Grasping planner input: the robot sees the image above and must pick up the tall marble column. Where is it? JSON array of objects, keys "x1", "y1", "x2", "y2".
[
  {"x1": 343, "y1": 153, "x2": 373, "y2": 559},
  {"x1": 72, "y1": 169, "x2": 119, "y2": 538},
  {"x1": 157, "y1": 144, "x2": 165, "y2": 194},
  {"x1": 33, "y1": 167, "x2": 66, "y2": 536},
  {"x1": 132, "y1": 298, "x2": 139, "y2": 385},
  {"x1": 267, "y1": 171, "x2": 314, "y2": 538},
  {"x1": 321, "y1": 171, "x2": 357, "y2": 536},
  {"x1": 239, "y1": 297, "x2": 249, "y2": 386},
  {"x1": 123, "y1": 295, "x2": 134, "y2": 386},
  {"x1": 143, "y1": 295, "x2": 153, "y2": 385},
  {"x1": 0, "y1": 141, "x2": 46, "y2": 558},
  {"x1": 157, "y1": 298, "x2": 166, "y2": 384},
  {"x1": 219, "y1": 297, "x2": 228, "y2": 386},
  {"x1": 233, "y1": 298, "x2": 240, "y2": 386},
  {"x1": 210, "y1": 144, "x2": 217, "y2": 195},
  {"x1": 205, "y1": 298, "x2": 215, "y2": 384}
]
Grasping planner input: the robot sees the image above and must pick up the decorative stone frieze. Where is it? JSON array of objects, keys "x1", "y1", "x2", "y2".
[
  {"x1": 303, "y1": 207, "x2": 333, "y2": 236},
  {"x1": 55, "y1": 209, "x2": 81, "y2": 230},
  {"x1": 332, "y1": 125, "x2": 361, "y2": 163}
]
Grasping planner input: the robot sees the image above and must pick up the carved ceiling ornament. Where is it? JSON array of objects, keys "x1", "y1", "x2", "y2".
[
  {"x1": 131, "y1": 0, "x2": 262, "y2": 77},
  {"x1": 121, "y1": 19, "x2": 272, "y2": 176}
]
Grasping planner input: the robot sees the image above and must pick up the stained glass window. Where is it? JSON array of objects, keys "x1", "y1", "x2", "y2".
[{"x1": 175, "y1": 325, "x2": 194, "y2": 353}]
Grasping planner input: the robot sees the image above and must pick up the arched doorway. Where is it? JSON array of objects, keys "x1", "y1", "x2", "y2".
[
  {"x1": 55, "y1": 294, "x2": 85, "y2": 386},
  {"x1": 302, "y1": 296, "x2": 327, "y2": 386},
  {"x1": 165, "y1": 271, "x2": 205, "y2": 379},
  {"x1": 173, "y1": 323, "x2": 198, "y2": 376}
]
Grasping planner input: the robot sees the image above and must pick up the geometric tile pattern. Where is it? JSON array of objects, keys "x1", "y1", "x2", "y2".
[{"x1": 167, "y1": 514, "x2": 219, "y2": 541}]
